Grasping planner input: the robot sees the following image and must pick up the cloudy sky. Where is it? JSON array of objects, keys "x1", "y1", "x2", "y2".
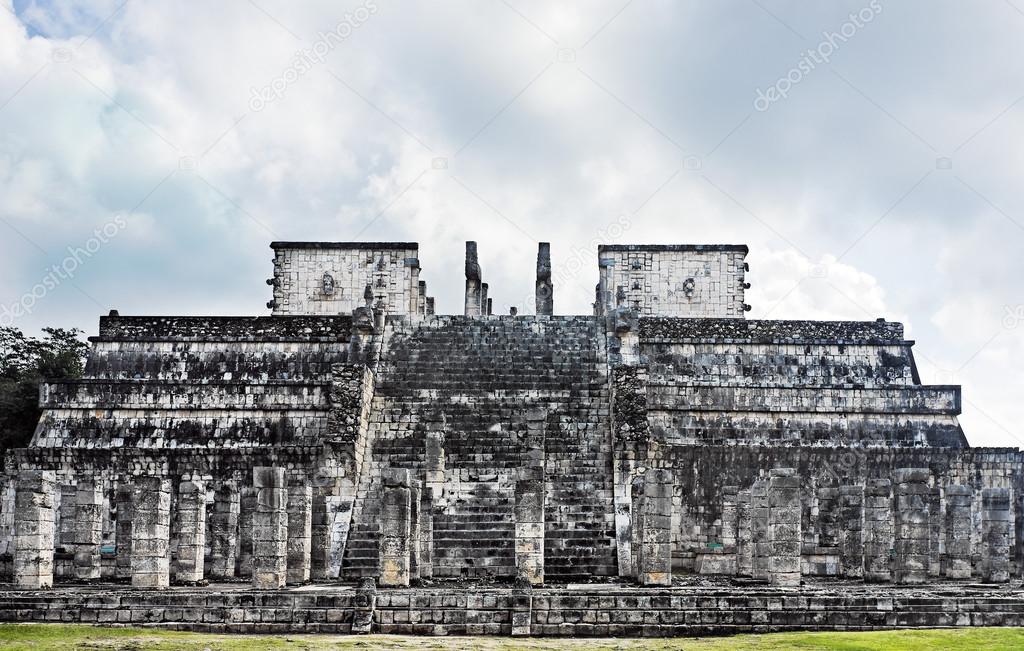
[{"x1": 1, "y1": 0, "x2": 1022, "y2": 446}]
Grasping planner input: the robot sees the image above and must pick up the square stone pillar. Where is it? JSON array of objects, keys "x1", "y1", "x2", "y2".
[
  {"x1": 638, "y1": 468, "x2": 673, "y2": 586},
  {"x1": 838, "y1": 485, "x2": 864, "y2": 579},
  {"x1": 419, "y1": 487, "x2": 434, "y2": 579},
  {"x1": 927, "y1": 486, "x2": 942, "y2": 578},
  {"x1": 408, "y1": 483, "x2": 421, "y2": 582},
  {"x1": 237, "y1": 487, "x2": 256, "y2": 578},
  {"x1": 73, "y1": 479, "x2": 103, "y2": 581},
  {"x1": 982, "y1": 487, "x2": 1012, "y2": 583},
  {"x1": 131, "y1": 476, "x2": 171, "y2": 589},
  {"x1": 511, "y1": 574, "x2": 534, "y2": 637},
  {"x1": 425, "y1": 432, "x2": 446, "y2": 507},
  {"x1": 767, "y1": 468, "x2": 801, "y2": 587},
  {"x1": 13, "y1": 470, "x2": 56, "y2": 589},
  {"x1": 379, "y1": 469, "x2": 412, "y2": 587},
  {"x1": 115, "y1": 484, "x2": 133, "y2": 580},
  {"x1": 751, "y1": 479, "x2": 770, "y2": 582},
  {"x1": 737, "y1": 488, "x2": 753, "y2": 577},
  {"x1": 629, "y1": 475, "x2": 645, "y2": 580},
  {"x1": 310, "y1": 488, "x2": 331, "y2": 580},
  {"x1": 287, "y1": 483, "x2": 312, "y2": 585},
  {"x1": 864, "y1": 479, "x2": 893, "y2": 582},
  {"x1": 252, "y1": 467, "x2": 288, "y2": 589},
  {"x1": 699, "y1": 485, "x2": 738, "y2": 575},
  {"x1": 514, "y1": 476, "x2": 545, "y2": 585},
  {"x1": 175, "y1": 480, "x2": 206, "y2": 583},
  {"x1": 894, "y1": 468, "x2": 930, "y2": 585},
  {"x1": 944, "y1": 484, "x2": 973, "y2": 579},
  {"x1": 209, "y1": 481, "x2": 239, "y2": 579},
  {"x1": 535, "y1": 242, "x2": 553, "y2": 316}
]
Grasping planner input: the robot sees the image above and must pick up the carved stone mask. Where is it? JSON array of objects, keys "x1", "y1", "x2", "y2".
[{"x1": 322, "y1": 273, "x2": 336, "y2": 296}]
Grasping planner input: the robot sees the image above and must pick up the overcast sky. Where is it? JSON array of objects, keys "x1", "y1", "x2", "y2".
[{"x1": 1, "y1": 0, "x2": 1022, "y2": 447}]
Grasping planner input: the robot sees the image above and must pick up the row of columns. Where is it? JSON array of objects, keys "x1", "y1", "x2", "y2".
[
  {"x1": 11, "y1": 467, "x2": 320, "y2": 590},
  {"x1": 711, "y1": 468, "x2": 1014, "y2": 585}
]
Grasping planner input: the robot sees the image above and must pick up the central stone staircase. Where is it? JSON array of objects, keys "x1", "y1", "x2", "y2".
[{"x1": 341, "y1": 315, "x2": 616, "y2": 580}]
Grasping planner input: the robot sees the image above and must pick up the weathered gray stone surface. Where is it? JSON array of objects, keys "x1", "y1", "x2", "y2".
[
  {"x1": 286, "y1": 483, "x2": 312, "y2": 585},
  {"x1": 894, "y1": 468, "x2": 930, "y2": 585},
  {"x1": 982, "y1": 487, "x2": 1012, "y2": 583},
  {"x1": 252, "y1": 467, "x2": 287, "y2": 589},
  {"x1": 209, "y1": 481, "x2": 239, "y2": 579},
  {"x1": 767, "y1": 468, "x2": 801, "y2": 587},
  {"x1": 13, "y1": 470, "x2": 55, "y2": 589},
  {"x1": 174, "y1": 480, "x2": 206, "y2": 583},
  {"x1": 944, "y1": 484, "x2": 972, "y2": 579},
  {"x1": 131, "y1": 477, "x2": 171, "y2": 589},
  {"x1": 73, "y1": 479, "x2": 103, "y2": 581},
  {"x1": 379, "y1": 469, "x2": 411, "y2": 587}
]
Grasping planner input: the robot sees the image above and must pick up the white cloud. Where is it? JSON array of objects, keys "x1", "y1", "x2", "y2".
[{"x1": 0, "y1": 0, "x2": 1021, "y2": 446}]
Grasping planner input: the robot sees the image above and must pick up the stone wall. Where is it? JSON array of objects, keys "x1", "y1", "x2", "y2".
[
  {"x1": 269, "y1": 242, "x2": 428, "y2": 316},
  {"x1": 3, "y1": 583, "x2": 1024, "y2": 636},
  {"x1": 597, "y1": 245, "x2": 748, "y2": 318}
]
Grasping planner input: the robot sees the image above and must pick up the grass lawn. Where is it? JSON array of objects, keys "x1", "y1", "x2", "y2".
[{"x1": 0, "y1": 626, "x2": 1023, "y2": 650}]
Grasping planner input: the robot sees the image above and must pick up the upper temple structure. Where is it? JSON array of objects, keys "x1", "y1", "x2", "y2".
[{"x1": 0, "y1": 238, "x2": 1020, "y2": 636}]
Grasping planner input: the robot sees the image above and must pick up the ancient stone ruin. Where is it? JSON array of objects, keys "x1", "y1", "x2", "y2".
[{"x1": 1, "y1": 240, "x2": 1023, "y2": 636}]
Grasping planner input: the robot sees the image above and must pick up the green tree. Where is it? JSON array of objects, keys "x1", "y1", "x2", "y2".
[{"x1": 0, "y1": 327, "x2": 89, "y2": 455}]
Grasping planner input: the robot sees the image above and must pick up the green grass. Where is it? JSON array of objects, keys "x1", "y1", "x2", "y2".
[{"x1": 0, "y1": 625, "x2": 1023, "y2": 650}]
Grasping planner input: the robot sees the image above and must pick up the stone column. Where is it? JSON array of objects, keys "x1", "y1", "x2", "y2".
[
  {"x1": 13, "y1": 470, "x2": 56, "y2": 589},
  {"x1": 209, "y1": 481, "x2": 239, "y2": 580},
  {"x1": 638, "y1": 468, "x2": 673, "y2": 586},
  {"x1": 409, "y1": 483, "x2": 421, "y2": 582},
  {"x1": 464, "y1": 241, "x2": 482, "y2": 316},
  {"x1": 767, "y1": 468, "x2": 801, "y2": 587},
  {"x1": 287, "y1": 483, "x2": 312, "y2": 585},
  {"x1": 514, "y1": 476, "x2": 545, "y2": 585},
  {"x1": 115, "y1": 484, "x2": 133, "y2": 580},
  {"x1": 175, "y1": 480, "x2": 207, "y2": 583},
  {"x1": 816, "y1": 486, "x2": 840, "y2": 549},
  {"x1": 426, "y1": 297, "x2": 435, "y2": 316},
  {"x1": 944, "y1": 484, "x2": 973, "y2": 579},
  {"x1": 863, "y1": 479, "x2": 893, "y2": 582},
  {"x1": 751, "y1": 479, "x2": 770, "y2": 582},
  {"x1": 737, "y1": 488, "x2": 753, "y2": 577},
  {"x1": 894, "y1": 468, "x2": 930, "y2": 585},
  {"x1": 419, "y1": 487, "x2": 434, "y2": 579},
  {"x1": 237, "y1": 487, "x2": 256, "y2": 578},
  {"x1": 629, "y1": 475, "x2": 644, "y2": 579},
  {"x1": 379, "y1": 469, "x2": 412, "y2": 587},
  {"x1": 927, "y1": 486, "x2": 942, "y2": 578},
  {"x1": 536, "y1": 242, "x2": 553, "y2": 316},
  {"x1": 425, "y1": 432, "x2": 446, "y2": 507},
  {"x1": 838, "y1": 485, "x2": 864, "y2": 579},
  {"x1": 982, "y1": 487, "x2": 1012, "y2": 583},
  {"x1": 511, "y1": 573, "x2": 534, "y2": 637},
  {"x1": 131, "y1": 476, "x2": 171, "y2": 589},
  {"x1": 699, "y1": 485, "x2": 737, "y2": 575},
  {"x1": 352, "y1": 577, "x2": 377, "y2": 634},
  {"x1": 73, "y1": 479, "x2": 103, "y2": 581},
  {"x1": 252, "y1": 467, "x2": 288, "y2": 589},
  {"x1": 480, "y1": 283, "x2": 489, "y2": 317}
]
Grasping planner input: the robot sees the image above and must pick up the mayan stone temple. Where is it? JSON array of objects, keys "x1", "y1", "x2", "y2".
[{"x1": 1, "y1": 239, "x2": 1022, "y2": 636}]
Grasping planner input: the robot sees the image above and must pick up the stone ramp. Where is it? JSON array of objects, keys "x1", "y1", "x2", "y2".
[{"x1": 342, "y1": 315, "x2": 616, "y2": 580}]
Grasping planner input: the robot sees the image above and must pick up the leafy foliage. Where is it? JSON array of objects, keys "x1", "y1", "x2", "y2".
[{"x1": 0, "y1": 327, "x2": 88, "y2": 455}]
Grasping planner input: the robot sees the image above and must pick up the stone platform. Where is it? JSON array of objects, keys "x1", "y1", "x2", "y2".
[{"x1": 2, "y1": 577, "x2": 1023, "y2": 637}]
